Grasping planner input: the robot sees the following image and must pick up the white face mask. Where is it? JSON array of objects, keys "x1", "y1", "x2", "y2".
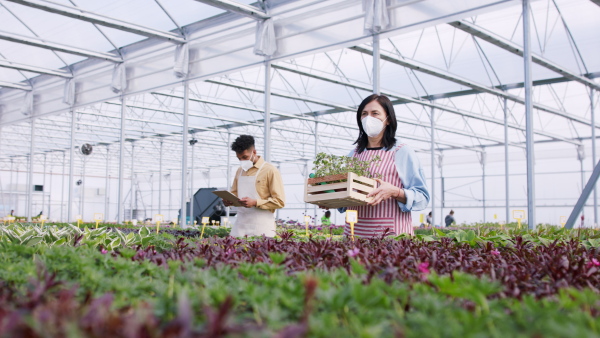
[
  {"x1": 240, "y1": 154, "x2": 254, "y2": 172},
  {"x1": 361, "y1": 116, "x2": 387, "y2": 138}
]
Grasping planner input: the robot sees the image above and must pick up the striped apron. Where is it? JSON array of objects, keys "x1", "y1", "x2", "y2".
[{"x1": 344, "y1": 145, "x2": 413, "y2": 237}]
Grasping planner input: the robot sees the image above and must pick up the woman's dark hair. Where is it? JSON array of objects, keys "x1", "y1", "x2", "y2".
[
  {"x1": 325, "y1": 210, "x2": 331, "y2": 218},
  {"x1": 354, "y1": 94, "x2": 397, "y2": 153},
  {"x1": 231, "y1": 135, "x2": 255, "y2": 153}
]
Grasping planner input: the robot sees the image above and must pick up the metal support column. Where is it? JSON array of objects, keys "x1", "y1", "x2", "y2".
[
  {"x1": 479, "y1": 151, "x2": 487, "y2": 223},
  {"x1": 430, "y1": 106, "x2": 435, "y2": 227},
  {"x1": 523, "y1": 0, "x2": 536, "y2": 229},
  {"x1": 81, "y1": 156, "x2": 86, "y2": 219},
  {"x1": 373, "y1": 33, "x2": 380, "y2": 95},
  {"x1": 190, "y1": 135, "x2": 196, "y2": 225},
  {"x1": 130, "y1": 142, "x2": 135, "y2": 221},
  {"x1": 264, "y1": 61, "x2": 272, "y2": 162},
  {"x1": 226, "y1": 131, "x2": 231, "y2": 221},
  {"x1": 9, "y1": 158, "x2": 13, "y2": 211},
  {"x1": 438, "y1": 153, "x2": 444, "y2": 222},
  {"x1": 26, "y1": 119, "x2": 35, "y2": 222},
  {"x1": 68, "y1": 110, "x2": 76, "y2": 223},
  {"x1": 504, "y1": 97, "x2": 510, "y2": 223},
  {"x1": 314, "y1": 120, "x2": 318, "y2": 225},
  {"x1": 117, "y1": 96, "x2": 126, "y2": 224},
  {"x1": 578, "y1": 145, "x2": 586, "y2": 223},
  {"x1": 158, "y1": 139, "x2": 163, "y2": 216},
  {"x1": 180, "y1": 81, "x2": 189, "y2": 227},
  {"x1": 591, "y1": 88, "x2": 597, "y2": 225},
  {"x1": 60, "y1": 152, "x2": 65, "y2": 222},
  {"x1": 42, "y1": 154, "x2": 46, "y2": 216},
  {"x1": 47, "y1": 159, "x2": 52, "y2": 219},
  {"x1": 104, "y1": 146, "x2": 110, "y2": 220}
]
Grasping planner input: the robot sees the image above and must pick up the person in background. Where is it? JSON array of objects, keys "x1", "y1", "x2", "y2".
[
  {"x1": 9, "y1": 210, "x2": 14, "y2": 216},
  {"x1": 445, "y1": 210, "x2": 455, "y2": 227},
  {"x1": 321, "y1": 210, "x2": 332, "y2": 226},
  {"x1": 426, "y1": 211, "x2": 432, "y2": 227},
  {"x1": 223, "y1": 135, "x2": 285, "y2": 237}
]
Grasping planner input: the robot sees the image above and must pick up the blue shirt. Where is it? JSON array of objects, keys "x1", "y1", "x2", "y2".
[{"x1": 340, "y1": 144, "x2": 430, "y2": 212}]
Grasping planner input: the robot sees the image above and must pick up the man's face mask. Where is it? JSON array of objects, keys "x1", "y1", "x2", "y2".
[{"x1": 240, "y1": 153, "x2": 254, "y2": 171}]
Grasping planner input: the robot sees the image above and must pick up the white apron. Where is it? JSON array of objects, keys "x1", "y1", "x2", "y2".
[{"x1": 230, "y1": 163, "x2": 276, "y2": 237}]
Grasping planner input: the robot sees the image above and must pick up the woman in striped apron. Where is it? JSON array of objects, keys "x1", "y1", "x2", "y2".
[{"x1": 343, "y1": 94, "x2": 430, "y2": 236}]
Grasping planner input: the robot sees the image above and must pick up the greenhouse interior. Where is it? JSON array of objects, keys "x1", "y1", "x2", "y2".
[{"x1": 0, "y1": 0, "x2": 599, "y2": 336}]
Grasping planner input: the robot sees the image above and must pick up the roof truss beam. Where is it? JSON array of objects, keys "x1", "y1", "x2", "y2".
[
  {"x1": 193, "y1": 0, "x2": 269, "y2": 20},
  {"x1": 0, "y1": 30, "x2": 122, "y2": 62},
  {"x1": 350, "y1": 46, "x2": 593, "y2": 130},
  {"x1": 449, "y1": 20, "x2": 600, "y2": 91},
  {"x1": 5, "y1": 0, "x2": 186, "y2": 43},
  {"x1": 0, "y1": 59, "x2": 72, "y2": 78},
  {"x1": 0, "y1": 80, "x2": 31, "y2": 90}
]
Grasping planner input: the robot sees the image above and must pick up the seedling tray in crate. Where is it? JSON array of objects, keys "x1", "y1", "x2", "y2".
[{"x1": 304, "y1": 172, "x2": 376, "y2": 208}]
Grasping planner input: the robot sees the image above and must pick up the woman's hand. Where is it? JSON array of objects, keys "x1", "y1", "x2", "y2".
[{"x1": 366, "y1": 178, "x2": 405, "y2": 206}]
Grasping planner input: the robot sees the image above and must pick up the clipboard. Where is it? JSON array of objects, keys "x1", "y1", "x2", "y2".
[{"x1": 212, "y1": 190, "x2": 243, "y2": 207}]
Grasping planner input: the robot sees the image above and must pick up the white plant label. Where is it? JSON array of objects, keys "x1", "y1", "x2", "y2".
[
  {"x1": 76, "y1": 215, "x2": 82, "y2": 220},
  {"x1": 40, "y1": 215, "x2": 47, "y2": 221},
  {"x1": 559, "y1": 216, "x2": 567, "y2": 225},
  {"x1": 512, "y1": 210, "x2": 525, "y2": 220},
  {"x1": 94, "y1": 213, "x2": 103, "y2": 221},
  {"x1": 346, "y1": 210, "x2": 358, "y2": 224},
  {"x1": 201, "y1": 216, "x2": 210, "y2": 224},
  {"x1": 154, "y1": 214, "x2": 164, "y2": 223},
  {"x1": 304, "y1": 215, "x2": 311, "y2": 223}
]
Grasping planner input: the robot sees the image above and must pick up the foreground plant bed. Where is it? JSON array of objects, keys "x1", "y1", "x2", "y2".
[{"x1": 0, "y1": 244, "x2": 599, "y2": 337}]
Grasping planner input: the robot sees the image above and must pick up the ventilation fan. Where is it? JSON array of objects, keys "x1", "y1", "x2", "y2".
[{"x1": 80, "y1": 143, "x2": 93, "y2": 155}]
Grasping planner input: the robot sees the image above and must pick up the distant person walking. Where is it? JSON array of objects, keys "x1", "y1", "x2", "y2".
[
  {"x1": 426, "y1": 211, "x2": 432, "y2": 226},
  {"x1": 321, "y1": 210, "x2": 332, "y2": 226},
  {"x1": 445, "y1": 210, "x2": 455, "y2": 227}
]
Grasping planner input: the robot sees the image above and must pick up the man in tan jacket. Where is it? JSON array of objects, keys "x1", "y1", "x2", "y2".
[{"x1": 223, "y1": 135, "x2": 285, "y2": 237}]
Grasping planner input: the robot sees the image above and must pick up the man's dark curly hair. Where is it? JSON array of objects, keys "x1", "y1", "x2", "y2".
[{"x1": 231, "y1": 135, "x2": 255, "y2": 153}]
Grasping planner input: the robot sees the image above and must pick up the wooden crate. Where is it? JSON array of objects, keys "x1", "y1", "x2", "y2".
[{"x1": 304, "y1": 172, "x2": 376, "y2": 208}]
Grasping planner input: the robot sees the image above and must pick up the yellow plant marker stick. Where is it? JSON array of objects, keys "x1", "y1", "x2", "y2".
[
  {"x1": 201, "y1": 217, "x2": 210, "y2": 239},
  {"x1": 156, "y1": 221, "x2": 161, "y2": 234},
  {"x1": 41, "y1": 220, "x2": 45, "y2": 227},
  {"x1": 304, "y1": 215, "x2": 311, "y2": 237},
  {"x1": 200, "y1": 222, "x2": 207, "y2": 239},
  {"x1": 346, "y1": 210, "x2": 358, "y2": 242},
  {"x1": 95, "y1": 221, "x2": 99, "y2": 229}
]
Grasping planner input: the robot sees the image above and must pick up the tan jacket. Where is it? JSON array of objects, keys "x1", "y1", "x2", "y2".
[{"x1": 231, "y1": 156, "x2": 285, "y2": 212}]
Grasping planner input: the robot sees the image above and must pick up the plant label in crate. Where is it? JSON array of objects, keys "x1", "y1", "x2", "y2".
[
  {"x1": 512, "y1": 210, "x2": 525, "y2": 220},
  {"x1": 346, "y1": 210, "x2": 358, "y2": 224},
  {"x1": 154, "y1": 214, "x2": 164, "y2": 223},
  {"x1": 94, "y1": 213, "x2": 103, "y2": 221}
]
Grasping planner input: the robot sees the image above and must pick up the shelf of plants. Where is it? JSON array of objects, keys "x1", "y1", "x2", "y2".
[{"x1": 0, "y1": 221, "x2": 599, "y2": 337}]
